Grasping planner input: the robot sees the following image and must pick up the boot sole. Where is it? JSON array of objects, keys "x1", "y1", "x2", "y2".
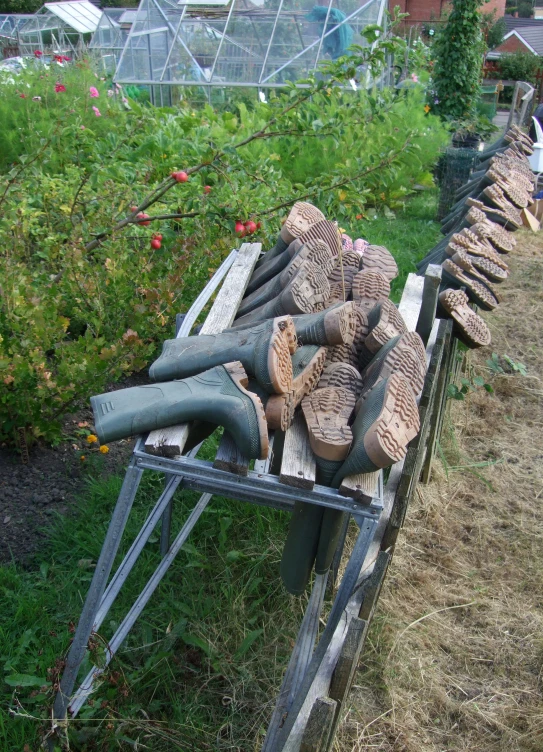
[
  {"x1": 323, "y1": 301, "x2": 357, "y2": 346},
  {"x1": 442, "y1": 260, "x2": 499, "y2": 311},
  {"x1": 275, "y1": 315, "x2": 298, "y2": 354},
  {"x1": 267, "y1": 319, "x2": 295, "y2": 394},
  {"x1": 356, "y1": 332, "x2": 427, "y2": 412},
  {"x1": 470, "y1": 220, "x2": 516, "y2": 254},
  {"x1": 351, "y1": 270, "x2": 391, "y2": 310},
  {"x1": 447, "y1": 238, "x2": 509, "y2": 270},
  {"x1": 327, "y1": 281, "x2": 351, "y2": 305},
  {"x1": 302, "y1": 387, "x2": 356, "y2": 461},
  {"x1": 296, "y1": 219, "x2": 342, "y2": 257},
  {"x1": 279, "y1": 239, "x2": 336, "y2": 287},
  {"x1": 280, "y1": 202, "x2": 325, "y2": 244},
  {"x1": 363, "y1": 373, "x2": 420, "y2": 468},
  {"x1": 326, "y1": 343, "x2": 359, "y2": 368},
  {"x1": 327, "y1": 251, "x2": 361, "y2": 288},
  {"x1": 467, "y1": 197, "x2": 522, "y2": 229},
  {"x1": 484, "y1": 183, "x2": 527, "y2": 215},
  {"x1": 266, "y1": 346, "x2": 327, "y2": 427},
  {"x1": 362, "y1": 299, "x2": 408, "y2": 359},
  {"x1": 438, "y1": 289, "x2": 491, "y2": 348},
  {"x1": 360, "y1": 245, "x2": 398, "y2": 281},
  {"x1": 450, "y1": 251, "x2": 504, "y2": 297},
  {"x1": 282, "y1": 265, "x2": 330, "y2": 315},
  {"x1": 352, "y1": 304, "x2": 369, "y2": 354},
  {"x1": 464, "y1": 254, "x2": 508, "y2": 282},
  {"x1": 224, "y1": 362, "x2": 269, "y2": 460},
  {"x1": 318, "y1": 362, "x2": 363, "y2": 399}
]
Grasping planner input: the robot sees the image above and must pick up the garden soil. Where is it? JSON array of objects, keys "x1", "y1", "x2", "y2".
[{"x1": 337, "y1": 231, "x2": 543, "y2": 751}]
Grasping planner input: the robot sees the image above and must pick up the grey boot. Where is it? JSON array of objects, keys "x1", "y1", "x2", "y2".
[
  {"x1": 91, "y1": 361, "x2": 269, "y2": 459},
  {"x1": 149, "y1": 317, "x2": 296, "y2": 394},
  {"x1": 238, "y1": 239, "x2": 336, "y2": 317},
  {"x1": 291, "y1": 302, "x2": 356, "y2": 346}
]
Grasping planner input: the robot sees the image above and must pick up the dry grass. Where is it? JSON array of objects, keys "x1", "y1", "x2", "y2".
[{"x1": 336, "y1": 231, "x2": 543, "y2": 752}]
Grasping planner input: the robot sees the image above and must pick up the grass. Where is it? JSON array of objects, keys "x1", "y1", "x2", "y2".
[{"x1": 0, "y1": 191, "x2": 443, "y2": 751}]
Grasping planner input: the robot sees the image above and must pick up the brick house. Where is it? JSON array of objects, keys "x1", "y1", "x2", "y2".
[
  {"x1": 488, "y1": 17, "x2": 543, "y2": 58},
  {"x1": 389, "y1": 0, "x2": 506, "y2": 24}
]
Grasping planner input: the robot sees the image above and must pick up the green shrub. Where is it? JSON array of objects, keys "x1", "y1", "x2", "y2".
[
  {"x1": 0, "y1": 46, "x2": 449, "y2": 447},
  {"x1": 498, "y1": 50, "x2": 542, "y2": 84}
]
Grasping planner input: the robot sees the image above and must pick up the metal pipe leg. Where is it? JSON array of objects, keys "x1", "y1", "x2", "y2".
[
  {"x1": 52, "y1": 459, "x2": 143, "y2": 721},
  {"x1": 160, "y1": 474, "x2": 174, "y2": 556}
]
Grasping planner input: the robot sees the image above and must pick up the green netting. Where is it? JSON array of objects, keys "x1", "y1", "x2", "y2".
[{"x1": 436, "y1": 146, "x2": 479, "y2": 220}]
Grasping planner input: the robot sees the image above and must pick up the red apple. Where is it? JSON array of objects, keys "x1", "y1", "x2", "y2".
[
  {"x1": 245, "y1": 220, "x2": 257, "y2": 234},
  {"x1": 171, "y1": 171, "x2": 189, "y2": 183},
  {"x1": 203, "y1": 185, "x2": 212, "y2": 194},
  {"x1": 235, "y1": 221, "x2": 245, "y2": 235},
  {"x1": 153, "y1": 233, "x2": 163, "y2": 241},
  {"x1": 150, "y1": 238, "x2": 161, "y2": 249}
]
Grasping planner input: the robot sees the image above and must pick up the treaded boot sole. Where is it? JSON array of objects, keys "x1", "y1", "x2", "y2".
[
  {"x1": 331, "y1": 373, "x2": 420, "y2": 487},
  {"x1": 442, "y1": 259, "x2": 499, "y2": 311},
  {"x1": 282, "y1": 265, "x2": 330, "y2": 314},
  {"x1": 327, "y1": 251, "x2": 361, "y2": 288},
  {"x1": 326, "y1": 343, "x2": 359, "y2": 368},
  {"x1": 359, "y1": 299, "x2": 408, "y2": 367},
  {"x1": 318, "y1": 362, "x2": 363, "y2": 399},
  {"x1": 266, "y1": 319, "x2": 295, "y2": 394},
  {"x1": 360, "y1": 244, "x2": 398, "y2": 281},
  {"x1": 275, "y1": 315, "x2": 298, "y2": 354},
  {"x1": 280, "y1": 201, "x2": 326, "y2": 244},
  {"x1": 357, "y1": 332, "x2": 427, "y2": 411},
  {"x1": 438, "y1": 289, "x2": 492, "y2": 348},
  {"x1": 450, "y1": 250, "x2": 503, "y2": 298},
  {"x1": 327, "y1": 281, "x2": 351, "y2": 305},
  {"x1": 469, "y1": 220, "x2": 516, "y2": 253},
  {"x1": 222, "y1": 361, "x2": 269, "y2": 460},
  {"x1": 266, "y1": 346, "x2": 327, "y2": 422},
  {"x1": 292, "y1": 302, "x2": 356, "y2": 346},
  {"x1": 447, "y1": 238, "x2": 509, "y2": 270},
  {"x1": 352, "y1": 304, "x2": 369, "y2": 354},
  {"x1": 302, "y1": 387, "x2": 356, "y2": 461},
  {"x1": 464, "y1": 253, "x2": 508, "y2": 282},
  {"x1": 296, "y1": 219, "x2": 342, "y2": 257},
  {"x1": 351, "y1": 270, "x2": 391, "y2": 310}
]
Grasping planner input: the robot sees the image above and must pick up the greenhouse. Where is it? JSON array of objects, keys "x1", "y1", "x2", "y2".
[
  {"x1": 0, "y1": 14, "x2": 33, "y2": 56},
  {"x1": 89, "y1": 8, "x2": 130, "y2": 73},
  {"x1": 114, "y1": 0, "x2": 387, "y2": 102},
  {"x1": 18, "y1": 1, "x2": 101, "y2": 56}
]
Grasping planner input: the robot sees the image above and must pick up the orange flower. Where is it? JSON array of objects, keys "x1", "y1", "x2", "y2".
[
  {"x1": 80, "y1": 455, "x2": 86, "y2": 461},
  {"x1": 87, "y1": 434, "x2": 98, "y2": 444},
  {"x1": 99, "y1": 445, "x2": 109, "y2": 454},
  {"x1": 424, "y1": 104, "x2": 431, "y2": 114}
]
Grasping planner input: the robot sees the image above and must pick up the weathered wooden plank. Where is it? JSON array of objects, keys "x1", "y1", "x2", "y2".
[
  {"x1": 397, "y1": 273, "x2": 424, "y2": 332},
  {"x1": 416, "y1": 264, "x2": 442, "y2": 346},
  {"x1": 213, "y1": 431, "x2": 250, "y2": 476},
  {"x1": 145, "y1": 243, "x2": 261, "y2": 457},
  {"x1": 338, "y1": 470, "x2": 379, "y2": 504},
  {"x1": 299, "y1": 697, "x2": 337, "y2": 752},
  {"x1": 328, "y1": 617, "x2": 367, "y2": 705},
  {"x1": 280, "y1": 412, "x2": 316, "y2": 490},
  {"x1": 357, "y1": 550, "x2": 391, "y2": 622}
]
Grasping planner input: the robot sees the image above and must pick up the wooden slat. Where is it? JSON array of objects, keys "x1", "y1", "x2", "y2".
[
  {"x1": 279, "y1": 412, "x2": 316, "y2": 489},
  {"x1": 300, "y1": 697, "x2": 337, "y2": 752},
  {"x1": 397, "y1": 273, "x2": 424, "y2": 331},
  {"x1": 328, "y1": 617, "x2": 367, "y2": 705},
  {"x1": 416, "y1": 264, "x2": 442, "y2": 346},
  {"x1": 213, "y1": 432, "x2": 250, "y2": 476},
  {"x1": 357, "y1": 550, "x2": 391, "y2": 621},
  {"x1": 338, "y1": 470, "x2": 379, "y2": 503},
  {"x1": 145, "y1": 243, "x2": 261, "y2": 457}
]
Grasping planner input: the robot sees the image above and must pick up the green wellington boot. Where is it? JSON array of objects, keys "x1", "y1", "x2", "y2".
[
  {"x1": 358, "y1": 300, "x2": 408, "y2": 369},
  {"x1": 91, "y1": 361, "x2": 269, "y2": 458},
  {"x1": 257, "y1": 218, "x2": 342, "y2": 272},
  {"x1": 441, "y1": 259, "x2": 499, "y2": 311},
  {"x1": 438, "y1": 289, "x2": 492, "y2": 349},
  {"x1": 149, "y1": 316, "x2": 295, "y2": 395},
  {"x1": 238, "y1": 240, "x2": 336, "y2": 317},
  {"x1": 233, "y1": 265, "x2": 330, "y2": 328},
  {"x1": 449, "y1": 249, "x2": 508, "y2": 283},
  {"x1": 291, "y1": 302, "x2": 356, "y2": 347},
  {"x1": 244, "y1": 239, "x2": 304, "y2": 296},
  {"x1": 280, "y1": 501, "x2": 326, "y2": 595},
  {"x1": 255, "y1": 202, "x2": 326, "y2": 269},
  {"x1": 331, "y1": 372, "x2": 420, "y2": 489},
  {"x1": 357, "y1": 331, "x2": 427, "y2": 405}
]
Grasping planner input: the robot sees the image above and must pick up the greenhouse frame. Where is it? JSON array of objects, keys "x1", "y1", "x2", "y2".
[
  {"x1": 0, "y1": 14, "x2": 33, "y2": 53},
  {"x1": 18, "y1": 1, "x2": 101, "y2": 56},
  {"x1": 90, "y1": 8, "x2": 130, "y2": 73},
  {"x1": 113, "y1": 0, "x2": 387, "y2": 102}
]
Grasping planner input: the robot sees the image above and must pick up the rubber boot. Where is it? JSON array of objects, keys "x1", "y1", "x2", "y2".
[
  {"x1": 291, "y1": 302, "x2": 356, "y2": 346},
  {"x1": 358, "y1": 300, "x2": 408, "y2": 369},
  {"x1": 359, "y1": 245, "x2": 398, "y2": 282},
  {"x1": 331, "y1": 373, "x2": 420, "y2": 489},
  {"x1": 244, "y1": 238, "x2": 303, "y2": 297},
  {"x1": 238, "y1": 239, "x2": 336, "y2": 317},
  {"x1": 255, "y1": 202, "x2": 326, "y2": 269},
  {"x1": 233, "y1": 265, "x2": 330, "y2": 327},
  {"x1": 357, "y1": 331, "x2": 427, "y2": 403},
  {"x1": 441, "y1": 259, "x2": 499, "y2": 311},
  {"x1": 280, "y1": 501, "x2": 325, "y2": 595},
  {"x1": 91, "y1": 361, "x2": 269, "y2": 459},
  {"x1": 149, "y1": 317, "x2": 296, "y2": 395},
  {"x1": 247, "y1": 378, "x2": 295, "y2": 432}
]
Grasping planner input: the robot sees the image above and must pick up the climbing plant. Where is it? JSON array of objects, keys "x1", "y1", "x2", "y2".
[{"x1": 430, "y1": 0, "x2": 485, "y2": 120}]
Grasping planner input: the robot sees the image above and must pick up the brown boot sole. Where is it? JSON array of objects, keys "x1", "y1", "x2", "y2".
[
  {"x1": 364, "y1": 299, "x2": 408, "y2": 356},
  {"x1": 489, "y1": 162, "x2": 535, "y2": 193},
  {"x1": 465, "y1": 254, "x2": 508, "y2": 282},
  {"x1": 484, "y1": 184, "x2": 525, "y2": 218},
  {"x1": 323, "y1": 301, "x2": 357, "y2": 346},
  {"x1": 363, "y1": 373, "x2": 420, "y2": 468},
  {"x1": 356, "y1": 332, "x2": 427, "y2": 413},
  {"x1": 280, "y1": 202, "x2": 325, "y2": 244},
  {"x1": 360, "y1": 244, "x2": 398, "y2": 282},
  {"x1": 468, "y1": 218, "x2": 516, "y2": 254},
  {"x1": 327, "y1": 281, "x2": 351, "y2": 305},
  {"x1": 449, "y1": 251, "x2": 503, "y2": 300},
  {"x1": 439, "y1": 289, "x2": 491, "y2": 348},
  {"x1": 302, "y1": 387, "x2": 356, "y2": 461},
  {"x1": 267, "y1": 319, "x2": 295, "y2": 394},
  {"x1": 266, "y1": 346, "x2": 327, "y2": 427},
  {"x1": 295, "y1": 219, "x2": 342, "y2": 257},
  {"x1": 318, "y1": 362, "x2": 363, "y2": 399},
  {"x1": 487, "y1": 170, "x2": 531, "y2": 207},
  {"x1": 327, "y1": 250, "x2": 361, "y2": 288},
  {"x1": 225, "y1": 361, "x2": 269, "y2": 460},
  {"x1": 352, "y1": 304, "x2": 370, "y2": 354},
  {"x1": 351, "y1": 270, "x2": 391, "y2": 310},
  {"x1": 282, "y1": 265, "x2": 331, "y2": 316},
  {"x1": 275, "y1": 315, "x2": 298, "y2": 354},
  {"x1": 442, "y1": 260, "x2": 499, "y2": 311},
  {"x1": 466, "y1": 197, "x2": 522, "y2": 229},
  {"x1": 326, "y1": 343, "x2": 360, "y2": 368},
  {"x1": 448, "y1": 236, "x2": 509, "y2": 270}
]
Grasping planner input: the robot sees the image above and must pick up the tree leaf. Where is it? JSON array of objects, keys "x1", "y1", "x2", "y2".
[{"x1": 5, "y1": 673, "x2": 48, "y2": 687}]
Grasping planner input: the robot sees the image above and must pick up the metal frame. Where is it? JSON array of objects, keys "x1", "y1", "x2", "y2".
[{"x1": 113, "y1": 0, "x2": 388, "y2": 91}]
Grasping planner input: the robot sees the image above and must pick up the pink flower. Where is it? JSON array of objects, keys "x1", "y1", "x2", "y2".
[
  {"x1": 34, "y1": 50, "x2": 43, "y2": 57},
  {"x1": 19, "y1": 93, "x2": 26, "y2": 99},
  {"x1": 92, "y1": 106, "x2": 101, "y2": 117},
  {"x1": 62, "y1": 55, "x2": 71, "y2": 62},
  {"x1": 89, "y1": 86, "x2": 99, "y2": 98},
  {"x1": 80, "y1": 125, "x2": 85, "y2": 130},
  {"x1": 411, "y1": 73, "x2": 419, "y2": 83},
  {"x1": 107, "y1": 89, "x2": 114, "y2": 98},
  {"x1": 55, "y1": 83, "x2": 66, "y2": 93}
]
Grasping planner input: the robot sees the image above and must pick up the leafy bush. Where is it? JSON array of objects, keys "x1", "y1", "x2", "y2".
[
  {"x1": 498, "y1": 50, "x2": 542, "y2": 85},
  {"x1": 431, "y1": 0, "x2": 485, "y2": 120},
  {"x1": 0, "y1": 43, "x2": 449, "y2": 447}
]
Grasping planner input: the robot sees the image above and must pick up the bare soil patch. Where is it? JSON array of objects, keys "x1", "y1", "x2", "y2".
[{"x1": 337, "y1": 231, "x2": 543, "y2": 752}]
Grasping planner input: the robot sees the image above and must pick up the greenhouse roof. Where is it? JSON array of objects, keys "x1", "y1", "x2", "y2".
[{"x1": 42, "y1": 1, "x2": 102, "y2": 33}]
